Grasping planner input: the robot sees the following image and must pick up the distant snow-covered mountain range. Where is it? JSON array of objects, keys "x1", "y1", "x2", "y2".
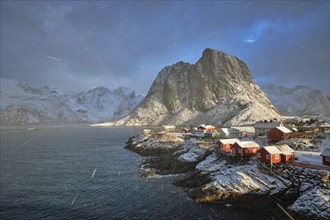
[
  {"x1": 261, "y1": 84, "x2": 329, "y2": 117},
  {"x1": 0, "y1": 78, "x2": 143, "y2": 125},
  {"x1": 1, "y1": 77, "x2": 329, "y2": 125}
]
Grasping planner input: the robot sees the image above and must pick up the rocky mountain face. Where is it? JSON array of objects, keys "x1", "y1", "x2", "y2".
[
  {"x1": 106, "y1": 48, "x2": 281, "y2": 126},
  {"x1": 0, "y1": 78, "x2": 143, "y2": 125},
  {"x1": 261, "y1": 84, "x2": 330, "y2": 117}
]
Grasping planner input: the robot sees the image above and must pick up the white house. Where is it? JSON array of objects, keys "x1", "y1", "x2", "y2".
[
  {"x1": 254, "y1": 120, "x2": 283, "y2": 136},
  {"x1": 219, "y1": 127, "x2": 255, "y2": 138}
]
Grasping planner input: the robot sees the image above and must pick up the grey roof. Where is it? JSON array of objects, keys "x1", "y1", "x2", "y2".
[
  {"x1": 220, "y1": 128, "x2": 240, "y2": 134},
  {"x1": 276, "y1": 144, "x2": 294, "y2": 153},
  {"x1": 321, "y1": 148, "x2": 330, "y2": 157},
  {"x1": 255, "y1": 121, "x2": 282, "y2": 129},
  {"x1": 231, "y1": 127, "x2": 255, "y2": 133}
]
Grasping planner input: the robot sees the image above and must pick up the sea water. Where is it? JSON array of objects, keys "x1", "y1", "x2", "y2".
[{"x1": 1, "y1": 125, "x2": 271, "y2": 219}]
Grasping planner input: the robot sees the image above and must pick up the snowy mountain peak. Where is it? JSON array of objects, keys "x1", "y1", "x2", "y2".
[
  {"x1": 105, "y1": 48, "x2": 280, "y2": 126},
  {"x1": 113, "y1": 86, "x2": 135, "y2": 97},
  {"x1": 262, "y1": 84, "x2": 330, "y2": 117},
  {"x1": 0, "y1": 78, "x2": 142, "y2": 125}
]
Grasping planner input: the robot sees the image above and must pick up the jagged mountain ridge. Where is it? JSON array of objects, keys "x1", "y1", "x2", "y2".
[
  {"x1": 104, "y1": 48, "x2": 281, "y2": 126},
  {"x1": 0, "y1": 78, "x2": 143, "y2": 125},
  {"x1": 261, "y1": 84, "x2": 330, "y2": 117}
]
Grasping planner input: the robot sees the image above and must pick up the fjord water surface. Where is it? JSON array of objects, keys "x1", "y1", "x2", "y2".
[{"x1": 1, "y1": 125, "x2": 263, "y2": 219}]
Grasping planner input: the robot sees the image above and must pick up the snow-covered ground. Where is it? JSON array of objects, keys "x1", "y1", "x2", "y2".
[
  {"x1": 289, "y1": 187, "x2": 330, "y2": 219},
  {"x1": 177, "y1": 142, "x2": 206, "y2": 162},
  {"x1": 294, "y1": 151, "x2": 323, "y2": 165},
  {"x1": 127, "y1": 133, "x2": 330, "y2": 219},
  {"x1": 195, "y1": 156, "x2": 291, "y2": 196},
  {"x1": 276, "y1": 136, "x2": 330, "y2": 152}
]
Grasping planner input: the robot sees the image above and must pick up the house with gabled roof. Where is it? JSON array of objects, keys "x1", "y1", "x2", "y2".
[
  {"x1": 276, "y1": 144, "x2": 295, "y2": 163},
  {"x1": 257, "y1": 146, "x2": 282, "y2": 164},
  {"x1": 321, "y1": 148, "x2": 330, "y2": 166},
  {"x1": 257, "y1": 144, "x2": 295, "y2": 164},
  {"x1": 255, "y1": 120, "x2": 283, "y2": 136},
  {"x1": 267, "y1": 126, "x2": 292, "y2": 143},
  {"x1": 215, "y1": 138, "x2": 240, "y2": 152},
  {"x1": 232, "y1": 141, "x2": 259, "y2": 157}
]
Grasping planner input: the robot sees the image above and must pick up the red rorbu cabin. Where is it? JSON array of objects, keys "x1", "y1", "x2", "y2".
[
  {"x1": 257, "y1": 146, "x2": 282, "y2": 164},
  {"x1": 321, "y1": 148, "x2": 330, "y2": 166},
  {"x1": 197, "y1": 124, "x2": 216, "y2": 133},
  {"x1": 267, "y1": 127, "x2": 292, "y2": 143},
  {"x1": 215, "y1": 138, "x2": 240, "y2": 153},
  {"x1": 276, "y1": 144, "x2": 294, "y2": 163},
  {"x1": 232, "y1": 141, "x2": 260, "y2": 157}
]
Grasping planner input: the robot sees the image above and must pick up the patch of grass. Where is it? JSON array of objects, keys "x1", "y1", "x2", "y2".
[{"x1": 158, "y1": 133, "x2": 183, "y2": 143}]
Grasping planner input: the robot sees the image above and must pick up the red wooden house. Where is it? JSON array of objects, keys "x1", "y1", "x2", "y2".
[
  {"x1": 197, "y1": 124, "x2": 216, "y2": 133},
  {"x1": 321, "y1": 148, "x2": 330, "y2": 166},
  {"x1": 232, "y1": 141, "x2": 260, "y2": 157},
  {"x1": 215, "y1": 138, "x2": 239, "y2": 153},
  {"x1": 276, "y1": 144, "x2": 294, "y2": 163},
  {"x1": 257, "y1": 146, "x2": 282, "y2": 164},
  {"x1": 267, "y1": 126, "x2": 292, "y2": 143}
]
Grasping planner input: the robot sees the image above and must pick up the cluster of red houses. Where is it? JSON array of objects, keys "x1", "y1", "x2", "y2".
[
  {"x1": 215, "y1": 138, "x2": 330, "y2": 167},
  {"x1": 215, "y1": 139, "x2": 295, "y2": 164}
]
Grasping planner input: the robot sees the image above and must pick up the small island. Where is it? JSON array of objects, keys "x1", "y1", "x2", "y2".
[{"x1": 126, "y1": 124, "x2": 330, "y2": 220}]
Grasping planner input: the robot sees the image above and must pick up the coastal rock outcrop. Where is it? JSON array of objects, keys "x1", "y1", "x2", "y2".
[
  {"x1": 126, "y1": 132, "x2": 330, "y2": 219},
  {"x1": 104, "y1": 48, "x2": 280, "y2": 126}
]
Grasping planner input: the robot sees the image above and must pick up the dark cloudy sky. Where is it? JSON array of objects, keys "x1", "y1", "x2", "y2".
[{"x1": 1, "y1": 1, "x2": 329, "y2": 95}]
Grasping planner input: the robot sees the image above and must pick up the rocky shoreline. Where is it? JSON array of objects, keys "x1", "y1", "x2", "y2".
[{"x1": 126, "y1": 132, "x2": 330, "y2": 220}]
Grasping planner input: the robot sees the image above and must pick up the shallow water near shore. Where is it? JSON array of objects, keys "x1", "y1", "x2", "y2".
[{"x1": 1, "y1": 125, "x2": 280, "y2": 219}]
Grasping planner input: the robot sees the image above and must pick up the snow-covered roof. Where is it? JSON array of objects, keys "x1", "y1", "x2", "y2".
[
  {"x1": 276, "y1": 144, "x2": 294, "y2": 153},
  {"x1": 275, "y1": 126, "x2": 292, "y2": 133},
  {"x1": 197, "y1": 124, "x2": 216, "y2": 130},
  {"x1": 205, "y1": 125, "x2": 216, "y2": 129},
  {"x1": 220, "y1": 128, "x2": 240, "y2": 134},
  {"x1": 255, "y1": 121, "x2": 282, "y2": 128},
  {"x1": 219, "y1": 138, "x2": 240, "y2": 144},
  {"x1": 163, "y1": 125, "x2": 176, "y2": 129},
  {"x1": 231, "y1": 127, "x2": 255, "y2": 133},
  {"x1": 220, "y1": 128, "x2": 230, "y2": 135},
  {"x1": 262, "y1": 146, "x2": 282, "y2": 154},
  {"x1": 321, "y1": 148, "x2": 330, "y2": 157},
  {"x1": 236, "y1": 141, "x2": 259, "y2": 148}
]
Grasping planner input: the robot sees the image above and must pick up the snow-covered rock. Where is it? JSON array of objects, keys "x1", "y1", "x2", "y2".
[
  {"x1": 289, "y1": 187, "x2": 330, "y2": 219},
  {"x1": 104, "y1": 48, "x2": 280, "y2": 126},
  {"x1": 178, "y1": 142, "x2": 206, "y2": 162},
  {"x1": 0, "y1": 78, "x2": 143, "y2": 124},
  {"x1": 276, "y1": 137, "x2": 330, "y2": 152},
  {"x1": 125, "y1": 133, "x2": 330, "y2": 218},
  {"x1": 196, "y1": 153, "x2": 225, "y2": 173},
  {"x1": 193, "y1": 158, "x2": 291, "y2": 202},
  {"x1": 262, "y1": 84, "x2": 330, "y2": 117}
]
